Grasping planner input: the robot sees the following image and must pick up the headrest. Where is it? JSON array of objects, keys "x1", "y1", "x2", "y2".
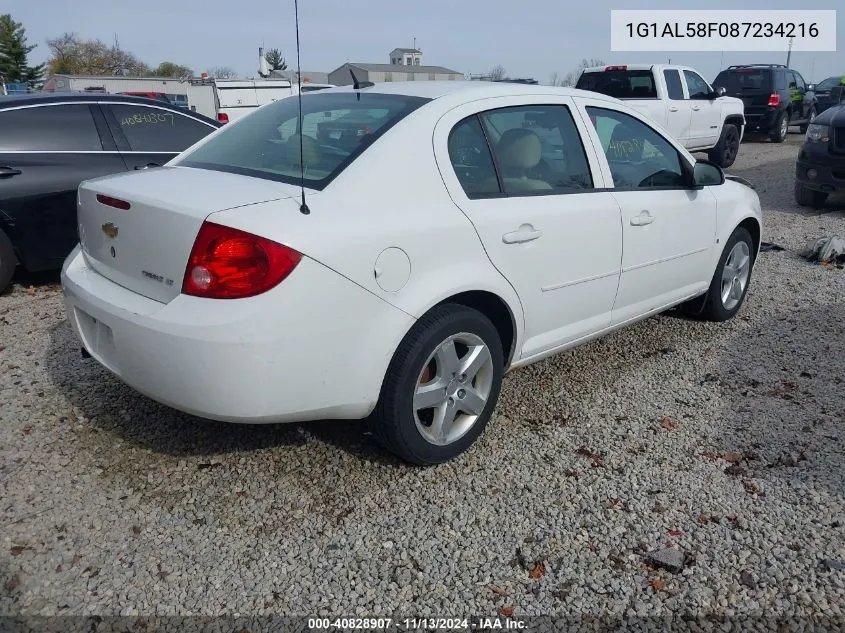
[
  {"x1": 496, "y1": 128, "x2": 542, "y2": 169},
  {"x1": 286, "y1": 134, "x2": 321, "y2": 168}
]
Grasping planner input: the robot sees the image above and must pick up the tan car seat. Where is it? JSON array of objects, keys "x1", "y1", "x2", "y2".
[{"x1": 495, "y1": 128, "x2": 552, "y2": 192}]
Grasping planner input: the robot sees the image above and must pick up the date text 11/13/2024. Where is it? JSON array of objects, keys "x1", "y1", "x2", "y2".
[
  {"x1": 625, "y1": 21, "x2": 819, "y2": 39},
  {"x1": 308, "y1": 617, "x2": 527, "y2": 630}
]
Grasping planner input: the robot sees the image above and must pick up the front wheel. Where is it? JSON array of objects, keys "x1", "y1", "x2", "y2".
[
  {"x1": 370, "y1": 304, "x2": 504, "y2": 465},
  {"x1": 699, "y1": 227, "x2": 755, "y2": 322},
  {"x1": 794, "y1": 181, "x2": 828, "y2": 207},
  {"x1": 0, "y1": 229, "x2": 17, "y2": 294}
]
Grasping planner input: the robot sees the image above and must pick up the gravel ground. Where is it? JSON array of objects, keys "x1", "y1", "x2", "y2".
[{"x1": 1, "y1": 133, "x2": 844, "y2": 621}]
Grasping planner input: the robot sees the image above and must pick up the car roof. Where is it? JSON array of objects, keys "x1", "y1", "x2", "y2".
[
  {"x1": 0, "y1": 92, "x2": 220, "y2": 125},
  {"x1": 314, "y1": 80, "x2": 620, "y2": 103}
]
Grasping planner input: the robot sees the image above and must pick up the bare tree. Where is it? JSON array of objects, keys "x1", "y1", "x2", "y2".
[
  {"x1": 488, "y1": 64, "x2": 506, "y2": 81},
  {"x1": 548, "y1": 71, "x2": 561, "y2": 86},
  {"x1": 208, "y1": 65, "x2": 237, "y2": 79},
  {"x1": 46, "y1": 32, "x2": 154, "y2": 76},
  {"x1": 559, "y1": 57, "x2": 605, "y2": 86}
]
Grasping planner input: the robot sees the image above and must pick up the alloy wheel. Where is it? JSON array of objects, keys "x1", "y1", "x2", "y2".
[{"x1": 721, "y1": 241, "x2": 751, "y2": 311}]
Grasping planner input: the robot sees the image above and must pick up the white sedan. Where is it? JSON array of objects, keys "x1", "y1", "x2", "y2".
[{"x1": 61, "y1": 81, "x2": 762, "y2": 465}]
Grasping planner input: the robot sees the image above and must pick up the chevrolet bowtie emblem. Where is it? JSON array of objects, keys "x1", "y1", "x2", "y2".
[{"x1": 101, "y1": 222, "x2": 119, "y2": 238}]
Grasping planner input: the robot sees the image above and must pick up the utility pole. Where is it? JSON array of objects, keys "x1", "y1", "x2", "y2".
[{"x1": 786, "y1": 36, "x2": 793, "y2": 67}]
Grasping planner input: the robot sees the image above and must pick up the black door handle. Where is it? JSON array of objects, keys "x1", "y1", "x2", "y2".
[
  {"x1": 0, "y1": 166, "x2": 22, "y2": 177},
  {"x1": 133, "y1": 162, "x2": 161, "y2": 170}
]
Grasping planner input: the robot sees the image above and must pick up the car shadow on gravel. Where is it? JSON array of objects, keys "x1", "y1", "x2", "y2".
[
  {"x1": 44, "y1": 320, "x2": 401, "y2": 466},
  {"x1": 694, "y1": 302, "x2": 845, "y2": 497}
]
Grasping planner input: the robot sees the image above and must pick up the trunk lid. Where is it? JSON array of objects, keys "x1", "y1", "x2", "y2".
[{"x1": 77, "y1": 166, "x2": 297, "y2": 303}]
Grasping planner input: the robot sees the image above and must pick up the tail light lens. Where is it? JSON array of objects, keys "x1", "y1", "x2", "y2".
[
  {"x1": 182, "y1": 222, "x2": 301, "y2": 299},
  {"x1": 217, "y1": 112, "x2": 229, "y2": 123},
  {"x1": 768, "y1": 92, "x2": 781, "y2": 107}
]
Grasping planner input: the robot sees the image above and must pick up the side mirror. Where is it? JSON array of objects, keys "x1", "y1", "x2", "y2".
[
  {"x1": 692, "y1": 160, "x2": 725, "y2": 187},
  {"x1": 807, "y1": 84, "x2": 816, "y2": 92},
  {"x1": 715, "y1": 86, "x2": 726, "y2": 97}
]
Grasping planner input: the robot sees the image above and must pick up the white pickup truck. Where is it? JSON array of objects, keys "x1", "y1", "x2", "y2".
[{"x1": 575, "y1": 64, "x2": 746, "y2": 168}]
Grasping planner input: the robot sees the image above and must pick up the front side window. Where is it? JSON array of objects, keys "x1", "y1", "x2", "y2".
[
  {"x1": 0, "y1": 104, "x2": 103, "y2": 152},
  {"x1": 108, "y1": 105, "x2": 214, "y2": 152},
  {"x1": 176, "y1": 92, "x2": 430, "y2": 189},
  {"x1": 479, "y1": 104, "x2": 593, "y2": 194},
  {"x1": 683, "y1": 71, "x2": 711, "y2": 99},
  {"x1": 587, "y1": 106, "x2": 686, "y2": 189}
]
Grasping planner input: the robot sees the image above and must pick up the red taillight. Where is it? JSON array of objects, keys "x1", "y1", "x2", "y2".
[
  {"x1": 217, "y1": 112, "x2": 229, "y2": 123},
  {"x1": 182, "y1": 222, "x2": 302, "y2": 299},
  {"x1": 767, "y1": 92, "x2": 780, "y2": 107},
  {"x1": 96, "y1": 194, "x2": 131, "y2": 210},
  {"x1": 605, "y1": 65, "x2": 627, "y2": 71}
]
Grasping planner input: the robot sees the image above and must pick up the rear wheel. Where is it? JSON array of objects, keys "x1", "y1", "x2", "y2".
[
  {"x1": 708, "y1": 124, "x2": 740, "y2": 168},
  {"x1": 699, "y1": 227, "x2": 755, "y2": 322},
  {"x1": 0, "y1": 229, "x2": 17, "y2": 294},
  {"x1": 794, "y1": 181, "x2": 828, "y2": 207},
  {"x1": 769, "y1": 111, "x2": 788, "y2": 143},
  {"x1": 370, "y1": 304, "x2": 504, "y2": 465}
]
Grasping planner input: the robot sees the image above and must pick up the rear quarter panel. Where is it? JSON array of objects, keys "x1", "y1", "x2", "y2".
[{"x1": 207, "y1": 99, "x2": 526, "y2": 363}]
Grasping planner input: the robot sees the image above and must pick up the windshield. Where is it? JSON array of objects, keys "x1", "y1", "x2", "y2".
[
  {"x1": 575, "y1": 70, "x2": 657, "y2": 99},
  {"x1": 815, "y1": 76, "x2": 843, "y2": 92},
  {"x1": 713, "y1": 69, "x2": 771, "y2": 92},
  {"x1": 176, "y1": 91, "x2": 430, "y2": 190}
]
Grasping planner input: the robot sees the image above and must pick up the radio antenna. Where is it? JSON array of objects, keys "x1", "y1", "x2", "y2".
[{"x1": 294, "y1": 0, "x2": 309, "y2": 215}]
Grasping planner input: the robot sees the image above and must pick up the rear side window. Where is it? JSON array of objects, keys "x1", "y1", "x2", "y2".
[
  {"x1": 0, "y1": 104, "x2": 103, "y2": 152},
  {"x1": 176, "y1": 92, "x2": 430, "y2": 190},
  {"x1": 448, "y1": 116, "x2": 500, "y2": 197},
  {"x1": 107, "y1": 105, "x2": 214, "y2": 152},
  {"x1": 576, "y1": 70, "x2": 657, "y2": 99},
  {"x1": 480, "y1": 105, "x2": 593, "y2": 194},
  {"x1": 663, "y1": 70, "x2": 684, "y2": 100},
  {"x1": 713, "y1": 69, "x2": 771, "y2": 92}
]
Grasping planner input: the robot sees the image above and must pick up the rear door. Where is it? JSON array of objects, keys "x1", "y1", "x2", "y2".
[
  {"x1": 100, "y1": 102, "x2": 218, "y2": 170},
  {"x1": 0, "y1": 102, "x2": 127, "y2": 271},
  {"x1": 434, "y1": 96, "x2": 623, "y2": 359}
]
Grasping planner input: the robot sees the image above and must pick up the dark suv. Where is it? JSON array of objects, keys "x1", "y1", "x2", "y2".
[
  {"x1": 713, "y1": 64, "x2": 817, "y2": 143},
  {"x1": 794, "y1": 104, "x2": 845, "y2": 207}
]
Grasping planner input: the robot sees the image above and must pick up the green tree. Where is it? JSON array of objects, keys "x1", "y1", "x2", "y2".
[
  {"x1": 0, "y1": 14, "x2": 45, "y2": 83},
  {"x1": 151, "y1": 61, "x2": 193, "y2": 79},
  {"x1": 264, "y1": 48, "x2": 287, "y2": 71}
]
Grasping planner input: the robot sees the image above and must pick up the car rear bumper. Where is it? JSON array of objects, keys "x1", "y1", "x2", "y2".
[
  {"x1": 795, "y1": 153, "x2": 845, "y2": 192},
  {"x1": 743, "y1": 107, "x2": 780, "y2": 132},
  {"x1": 60, "y1": 245, "x2": 414, "y2": 423}
]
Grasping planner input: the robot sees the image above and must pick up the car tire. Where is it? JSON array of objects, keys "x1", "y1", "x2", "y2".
[
  {"x1": 799, "y1": 107, "x2": 817, "y2": 134},
  {"x1": 708, "y1": 124, "x2": 740, "y2": 168},
  {"x1": 769, "y1": 111, "x2": 788, "y2": 143},
  {"x1": 698, "y1": 226, "x2": 755, "y2": 322},
  {"x1": 370, "y1": 303, "x2": 504, "y2": 465},
  {"x1": 0, "y1": 229, "x2": 17, "y2": 294},
  {"x1": 794, "y1": 181, "x2": 828, "y2": 207}
]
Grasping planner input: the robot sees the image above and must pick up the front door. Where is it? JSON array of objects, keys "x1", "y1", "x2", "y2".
[
  {"x1": 579, "y1": 103, "x2": 717, "y2": 324},
  {"x1": 683, "y1": 69, "x2": 721, "y2": 148},
  {"x1": 0, "y1": 102, "x2": 127, "y2": 271},
  {"x1": 434, "y1": 97, "x2": 623, "y2": 360}
]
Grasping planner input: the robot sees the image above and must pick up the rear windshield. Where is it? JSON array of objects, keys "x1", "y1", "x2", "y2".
[
  {"x1": 575, "y1": 70, "x2": 657, "y2": 99},
  {"x1": 713, "y1": 69, "x2": 771, "y2": 93},
  {"x1": 176, "y1": 91, "x2": 430, "y2": 190},
  {"x1": 815, "y1": 76, "x2": 842, "y2": 92}
]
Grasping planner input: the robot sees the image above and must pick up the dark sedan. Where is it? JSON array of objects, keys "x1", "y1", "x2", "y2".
[
  {"x1": 794, "y1": 104, "x2": 845, "y2": 207},
  {"x1": 0, "y1": 93, "x2": 220, "y2": 292}
]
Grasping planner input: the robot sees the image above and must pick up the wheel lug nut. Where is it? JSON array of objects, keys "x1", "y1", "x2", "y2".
[{"x1": 457, "y1": 389, "x2": 466, "y2": 398}]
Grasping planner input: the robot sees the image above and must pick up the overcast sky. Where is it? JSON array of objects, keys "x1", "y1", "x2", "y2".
[{"x1": 6, "y1": 0, "x2": 843, "y2": 84}]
